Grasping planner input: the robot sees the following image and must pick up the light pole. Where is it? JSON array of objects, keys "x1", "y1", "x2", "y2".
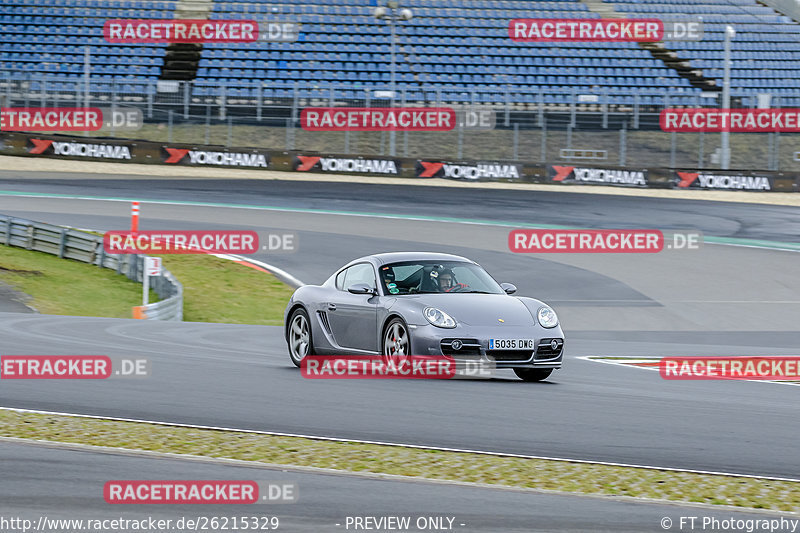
[
  {"x1": 721, "y1": 25, "x2": 735, "y2": 170},
  {"x1": 374, "y1": 1, "x2": 413, "y2": 156}
]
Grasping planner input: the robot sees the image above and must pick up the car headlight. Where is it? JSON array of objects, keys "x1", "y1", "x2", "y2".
[
  {"x1": 423, "y1": 307, "x2": 456, "y2": 328},
  {"x1": 537, "y1": 306, "x2": 559, "y2": 328}
]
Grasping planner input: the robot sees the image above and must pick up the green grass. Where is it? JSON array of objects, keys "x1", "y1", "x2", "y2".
[
  {"x1": 0, "y1": 244, "x2": 294, "y2": 324},
  {"x1": 0, "y1": 245, "x2": 156, "y2": 318},
  {"x1": 159, "y1": 254, "x2": 294, "y2": 325},
  {"x1": 2, "y1": 410, "x2": 798, "y2": 512}
]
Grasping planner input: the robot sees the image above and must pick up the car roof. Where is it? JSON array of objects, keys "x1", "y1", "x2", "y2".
[{"x1": 358, "y1": 252, "x2": 475, "y2": 266}]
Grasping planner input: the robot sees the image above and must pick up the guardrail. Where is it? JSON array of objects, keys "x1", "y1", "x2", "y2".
[{"x1": 0, "y1": 214, "x2": 183, "y2": 321}]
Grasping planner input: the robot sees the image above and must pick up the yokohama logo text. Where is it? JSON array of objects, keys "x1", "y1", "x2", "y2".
[{"x1": 164, "y1": 148, "x2": 268, "y2": 167}]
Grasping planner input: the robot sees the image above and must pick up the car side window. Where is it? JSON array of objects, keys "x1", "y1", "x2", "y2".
[
  {"x1": 335, "y1": 269, "x2": 348, "y2": 291},
  {"x1": 344, "y1": 263, "x2": 376, "y2": 290}
]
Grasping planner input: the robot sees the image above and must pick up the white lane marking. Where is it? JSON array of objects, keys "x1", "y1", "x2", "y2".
[
  {"x1": 577, "y1": 356, "x2": 800, "y2": 387},
  {"x1": 2, "y1": 406, "x2": 798, "y2": 483}
]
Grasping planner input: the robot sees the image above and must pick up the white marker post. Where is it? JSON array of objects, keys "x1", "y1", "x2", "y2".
[{"x1": 143, "y1": 256, "x2": 162, "y2": 306}]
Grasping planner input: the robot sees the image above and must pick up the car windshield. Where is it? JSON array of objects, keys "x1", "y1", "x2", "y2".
[{"x1": 378, "y1": 261, "x2": 505, "y2": 295}]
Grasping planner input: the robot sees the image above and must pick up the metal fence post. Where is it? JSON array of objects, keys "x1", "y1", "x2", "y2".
[
  {"x1": 147, "y1": 82, "x2": 154, "y2": 119},
  {"x1": 512, "y1": 122, "x2": 519, "y2": 160},
  {"x1": 619, "y1": 121, "x2": 627, "y2": 166},
  {"x1": 540, "y1": 117, "x2": 547, "y2": 163},
  {"x1": 698, "y1": 131, "x2": 705, "y2": 167},
  {"x1": 537, "y1": 88, "x2": 544, "y2": 127},
  {"x1": 40, "y1": 74, "x2": 46, "y2": 108},
  {"x1": 504, "y1": 87, "x2": 510, "y2": 127},
  {"x1": 227, "y1": 116, "x2": 232, "y2": 147},
  {"x1": 219, "y1": 82, "x2": 226, "y2": 120},
  {"x1": 767, "y1": 132, "x2": 774, "y2": 170},
  {"x1": 633, "y1": 93, "x2": 640, "y2": 129},
  {"x1": 168, "y1": 110, "x2": 173, "y2": 143},
  {"x1": 669, "y1": 130, "x2": 677, "y2": 169},
  {"x1": 457, "y1": 119, "x2": 464, "y2": 159},
  {"x1": 401, "y1": 88, "x2": 408, "y2": 157},
  {"x1": 184, "y1": 81, "x2": 190, "y2": 119},
  {"x1": 256, "y1": 83, "x2": 262, "y2": 121},
  {"x1": 204, "y1": 105, "x2": 211, "y2": 145},
  {"x1": 569, "y1": 88, "x2": 576, "y2": 128},
  {"x1": 601, "y1": 89, "x2": 608, "y2": 129},
  {"x1": 345, "y1": 129, "x2": 350, "y2": 154},
  {"x1": 566, "y1": 123, "x2": 573, "y2": 152},
  {"x1": 58, "y1": 229, "x2": 66, "y2": 258},
  {"x1": 775, "y1": 130, "x2": 781, "y2": 170}
]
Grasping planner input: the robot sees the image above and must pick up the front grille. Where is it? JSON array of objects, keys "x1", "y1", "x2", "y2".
[
  {"x1": 487, "y1": 350, "x2": 534, "y2": 362},
  {"x1": 441, "y1": 338, "x2": 481, "y2": 356},
  {"x1": 536, "y1": 338, "x2": 564, "y2": 359}
]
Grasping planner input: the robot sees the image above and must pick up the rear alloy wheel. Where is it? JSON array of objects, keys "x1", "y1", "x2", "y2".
[
  {"x1": 383, "y1": 318, "x2": 410, "y2": 366},
  {"x1": 288, "y1": 308, "x2": 314, "y2": 367},
  {"x1": 514, "y1": 368, "x2": 553, "y2": 382}
]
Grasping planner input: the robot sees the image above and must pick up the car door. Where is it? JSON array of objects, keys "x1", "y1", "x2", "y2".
[{"x1": 326, "y1": 263, "x2": 379, "y2": 352}]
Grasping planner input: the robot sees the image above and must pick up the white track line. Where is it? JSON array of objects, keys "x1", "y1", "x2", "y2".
[{"x1": 3, "y1": 406, "x2": 798, "y2": 483}]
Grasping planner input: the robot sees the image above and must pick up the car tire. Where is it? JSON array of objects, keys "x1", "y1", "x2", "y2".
[
  {"x1": 382, "y1": 317, "x2": 411, "y2": 365},
  {"x1": 514, "y1": 368, "x2": 553, "y2": 382},
  {"x1": 287, "y1": 308, "x2": 314, "y2": 367}
]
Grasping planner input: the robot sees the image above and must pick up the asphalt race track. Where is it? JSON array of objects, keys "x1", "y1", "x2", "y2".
[
  {"x1": 0, "y1": 439, "x2": 787, "y2": 533},
  {"x1": 0, "y1": 172, "x2": 798, "y2": 528}
]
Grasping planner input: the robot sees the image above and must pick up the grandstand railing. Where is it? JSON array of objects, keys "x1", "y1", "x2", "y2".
[{"x1": 1, "y1": 72, "x2": 797, "y2": 170}]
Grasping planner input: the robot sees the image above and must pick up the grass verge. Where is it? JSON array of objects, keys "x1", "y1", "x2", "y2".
[
  {"x1": 0, "y1": 244, "x2": 294, "y2": 324},
  {"x1": 0, "y1": 245, "x2": 156, "y2": 318},
  {"x1": 159, "y1": 254, "x2": 294, "y2": 325},
  {"x1": 1, "y1": 410, "x2": 798, "y2": 512}
]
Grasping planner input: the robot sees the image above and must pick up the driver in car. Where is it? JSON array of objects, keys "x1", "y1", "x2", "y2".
[{"x1": 436, "y1": 268, "x2": 467, "y2": 292}]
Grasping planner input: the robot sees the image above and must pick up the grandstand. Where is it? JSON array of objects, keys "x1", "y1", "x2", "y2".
[{"x1": 2, "y1": 0, "x2": 800, "y2": 108}]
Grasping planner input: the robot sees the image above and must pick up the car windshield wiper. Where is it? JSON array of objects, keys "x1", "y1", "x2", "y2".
[{"x1": 460, "y1": 290, "x2": 493, "y2": 294}]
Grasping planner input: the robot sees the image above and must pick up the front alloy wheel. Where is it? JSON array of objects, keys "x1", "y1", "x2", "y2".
[
  {"x1": 383, "y1": 318, "x2": 410, "y2": 365},
  {"x1": 288, "y1": 308, "x2": 314, "y2": 367}
]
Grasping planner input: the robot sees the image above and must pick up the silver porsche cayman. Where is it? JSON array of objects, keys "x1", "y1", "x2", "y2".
[{"x1": 284, "y1": 252, "x2": 564, "y2": 381}]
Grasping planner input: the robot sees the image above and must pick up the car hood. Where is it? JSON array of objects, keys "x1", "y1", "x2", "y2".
[{"x1": 408, "y1": 293, "x2": 535, "y2": 326}]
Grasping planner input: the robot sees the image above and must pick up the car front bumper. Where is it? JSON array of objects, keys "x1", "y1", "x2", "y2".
[{"x1": 407, "y1": 323, "x2": 564, "y2": 369}]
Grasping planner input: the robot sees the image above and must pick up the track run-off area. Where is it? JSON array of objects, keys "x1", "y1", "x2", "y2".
[{"x1": 0, "y1": 170, "x2": 798, "y2": 531}]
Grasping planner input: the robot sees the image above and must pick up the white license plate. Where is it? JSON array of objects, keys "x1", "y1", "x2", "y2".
[{"x1": 489, "y1": 339, "x2": 534, "y2": 350}]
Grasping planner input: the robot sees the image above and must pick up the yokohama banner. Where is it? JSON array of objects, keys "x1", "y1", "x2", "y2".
[
  {"x1": 162, "y1": 146, "x2": 270, "y2": 168},
  {"x1": 416, "y1": 160, "x2": 523, "y2": 180},
  {"x1": 25, "y1": 137, "x2": 134, "y2": 160},
  {"x1": 548, "y1": 165, "x2": 649, "y2": 187},
  {"x1": 672, "y1": 170, "x2": 775, "y2": 191},
  {"x1": 292, "y1": 155, "x2": 401, "y2": 175}
]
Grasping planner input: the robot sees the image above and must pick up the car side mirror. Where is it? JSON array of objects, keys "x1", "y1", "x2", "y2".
[
  {"x1": 348, "y1": 283, "x2": 375, "y2": 295},
  {"x1": 500, "y1": 283, "x2": 517, "y2": 294}
]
